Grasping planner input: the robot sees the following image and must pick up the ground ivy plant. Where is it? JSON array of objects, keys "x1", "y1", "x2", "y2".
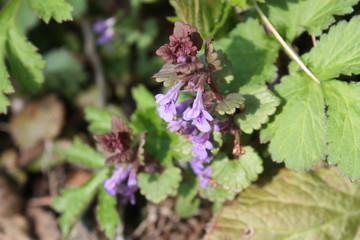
[{"x1": 1, "y1": 0, "x2": 360, "y2": 239}]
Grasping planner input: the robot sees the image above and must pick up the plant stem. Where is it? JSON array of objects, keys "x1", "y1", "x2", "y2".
[
  {"x1": 81, "y1": 19, "x2": 107, "y2": 108},
  {"x1": 253, "y1": 0, "x2": 321, "y2": 85}
]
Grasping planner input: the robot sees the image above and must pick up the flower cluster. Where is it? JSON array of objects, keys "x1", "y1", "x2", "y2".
[
  {"x1": 154, "y1": 22, "x2": 228, "y2": 188},
  {"x1": 93, "y1": 17, "x2": 115, "y2": 45},
  {"x1": 94, "y1": 116, "x2": 139, "y2": 204}
]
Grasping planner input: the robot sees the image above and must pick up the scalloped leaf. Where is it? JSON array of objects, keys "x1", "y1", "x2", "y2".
[
  {"x1": 212, "y1": 146, "x2": 263, "y2": 192},
  {"x1": 175, "y1": 176, "x2": 200, "y2": 218},
  {"x1": 215, "y1": 93, "x2": 245, "y2": 115},
  {"x1": 262, "y1": 0, "x2": 359, "y2": 42},
  {"x1": 205, "y1": 39, "x2": 222, "y2": 72},
  {"x1": 152, "y1": 63, "x2": 179, "y2": 88},
  {"x1": 27, "y1": 0, "x2": 73, "y2": 23},
  {"x1": 138, "y1": 167, "x2": 182, "y2": 203},
  {"x1": 65, "y1": 137, "x2": 104, "y2": 169},
  {"x1": 236, "y1": 84, "x2": 280, "y2": 134},
  {"x1": 206, "y1": 167, "x2": 360, "y2": 240},
  {"x1": 52, "y1": 168, "x2": 110, "y2": 239},
  {"x1": 200, "y1": 185, "x2": 236, "y2": 202},
  {"x1": 97, "y1": 187, "x2": 121, "y2": 240},
  {"x1": 323, "y1": 81, "x2": 360, "y2": 180},
  {"x1": 260, "y1": 73, "x2": 327, "y2": 170}
]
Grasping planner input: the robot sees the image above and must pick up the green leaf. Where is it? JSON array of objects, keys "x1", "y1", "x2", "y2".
[
  {"x1": 6, "y1": 27, "x2": 45, "y2": 92},
  {"x1": 84, "y1": 106, "x2": 112, "y2": 134},
  {"x1": 169, "y1": 0, "x2": 232, "y2": 39},
  {"x1": 229, "y1": 0, "x2": 247, "y2": 9},
  {"x1": 0, "y1": 57, "x2": 12, "y2": 113},
  {"x1": 304, "y1": 16, "x2": 360, "y2": 81},
  {"x1": 152, "y1": 63, "x2": 179, "y2": 87},
  {"x1": 131, "y1": 84, "x2": 156, "y2": 109},
  {"x1": 200, "y1": 185, "x2": 236, "y2": 202},
  {"x1": 212, "y1": 146, "x2": 263, "y2": 192},
  {"x1": 236, "y1": 84, "x2": 280, "y2": 134},
  {"x1": 211, "y1": 131, "x2": 223, "y2": 155},
  {"x1": 15, "y1": 0, "x2": 38, "y2": 33},
  {"x1": 172, "y1": 135, "x2": 193, "y2": 161},
  {"x1": 97, "y1": 187, "x2": 121, "y2": 240},
  {"x1": 138, "y1": 167, "x2": 182, "y2": 203},
  {"x1": 42, "y1": 49, "x2": 86, "y2": 99},
  {"x1": 215, "y1": 18, "x2": 279, "y2": 91},
  {"x1": 65, "y1": 137, "x2": 104, "y2": 169},
  {"x1": 215, "y1": 93, "x2": 245, "y2": 115},
  {"x1": 175, "y1": 176, "x2": 200, "y2": 218},
  {"x1": 27, "y1": 0, "x2": 73, "y2": 23},
  {"x1": 260, "y1": 72, "x2": 327, "y2": 170},
  {"x1": 262, "y1": 0, "x2": 358, "y2": 42},
  {"x1": 52, "y1": 169, "x2": 110, "y2": 239},
  {"x1": 206, "y1": 167, "x2": 360, "y2": 240},
  {"x1": 323, "y1": 81, "x2": 360, "y2": 180}
]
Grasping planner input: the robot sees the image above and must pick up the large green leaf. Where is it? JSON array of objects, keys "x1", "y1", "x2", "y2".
[
  {"x1": 304, "y1": 16, "x2": 360, "y2": 81},
  {"x1": 175, "y1": 176, "x2": 200, "y2": 218},
  {"x1": 262, "y1": 0, "x2": 359, "y2": 42},
  {"x1": 52, "y1": 169, "x2": 110, "y2": 239},
  {"x1": 212, "y1": 146, "x2": 263, "y2": 192},
  {"x1": 215, "y1": 18, "x2": 279, "y2": 91},
  {"x1": 169, "y1": 0, "x2": 232, "y2": 39},
  {"x1": 260, "y1": 73, "x2": 327, "y2": 170},
  {"x1": 65, "y1": 137, "x2": 105, "y2": 169},
  {"x1": 261, "y1": 17, "x2": 360, "y2": 179},
  {"x1": 97, "y1": 187, "x2": 121, "y2": 240},
  {"x1": 0, "y1": 0, "x2": 20, "y2": 113},
  {"x1": 27, "y1": 0, "x2": 73, "y2": 23},
  {"x1": 138, "y1": 167, "x2": 182, "y2": 203},
  {"x1": 323, "y1": 81, "x2": 360, "y2": 180},
  {"x1": 236, "y1": 84, "x2": 280, "y2": 134},
  {"x1": 206, "y1": 167, "x2": 360, "y2": 240}
]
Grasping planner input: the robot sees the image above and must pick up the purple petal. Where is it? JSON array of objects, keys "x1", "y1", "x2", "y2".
[
  {"x1": 193, "y1": 115, "x2": 211, "y2": 132},
  {"x1": 167, "y1": 119, "x2": 188, "y2": 132},
  {"x1": 127, "y1": 170, "x2": 138, "y2": 187},
  {"x1": 192, "y1": 145, "x2": 208, "y2": 160},
  {"x1": 175, "y1": 98, "x2": 194, "y2": 116},
  {"x1": 205, "y1": 140, "x2": 213, "y2": 150}
]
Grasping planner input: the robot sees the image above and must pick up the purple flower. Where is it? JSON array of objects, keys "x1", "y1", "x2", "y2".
[
  {"x1": 155, "y1": 82, "x2": 183, "y2": 122},
  {"x1": 189, "y1": 158, "x2": 212, "y2": 189},
  {"x1": 175, "y1": 98, "x2": 194, "y2": 116},
  {"x1": 167, "y1": 119, "x2": 188, "y2": 132},
  {"x1": 120, "y1": 185, "x2": 138, "y2": 205},
  {"x1": 93, "y1": 17, "x2": 115, "y2": 45},
  {"x1": 183, "y1": 89, "x2": 213, "y2": 132},
  {"x1": 191, "y1": 133, "x2": 213, "y2": 160},
  {"x1": 199, "y1": 167, "x2": 212, "y2": 188},
  {"x1": 104, "y1": 164, "x2": 132, "y2": 196},
  {"x1": 183, "y1": 125, "x2": 199, "y2": 136}
]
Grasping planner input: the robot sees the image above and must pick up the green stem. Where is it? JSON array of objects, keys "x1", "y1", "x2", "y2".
[{"x1": 253, "y1": 0, "x2": 321, "y2": 85}]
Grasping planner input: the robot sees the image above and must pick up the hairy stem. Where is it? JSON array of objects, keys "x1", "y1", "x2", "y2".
[{"x1": 253, "y1": 0, "x2": 321, "y2": 85}]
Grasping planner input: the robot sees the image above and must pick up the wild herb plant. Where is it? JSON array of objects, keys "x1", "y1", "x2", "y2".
[{"x1": 0, "y1": 0, "x2": 359, "y2": 239}]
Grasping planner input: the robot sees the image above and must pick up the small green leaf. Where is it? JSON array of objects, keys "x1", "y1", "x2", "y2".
[
  {"x1": 152, "y1": 63, "x2": 179, "y2": 88},
  {"x1": 212, "y1": 146, "x2": 263, "y2": 192},
  {"x1": 65, "y1": 137, "x2": 104, "y2": 169},
  {"x1": 229, "y1": 0, "x2": 247, "y2": 9},
  {"x1": 131, "y1": 84, "x2": 157, "y2": 109},
  {"x1": 97, "y1": 187, "x2": 121, "y2": 240},
  {"x1": 216, "y1": 18, "x2": 279, "y2": 91},
  {"x1": 138, "y1": 167, "x2": 182, "y2": 203},
  {"x1": 52, "y1": 168, "x2": 110, "y2": 239},
  {"x1": 260, "y1": 72, "x2": 327, "y2": 170},
  {"x1": 27, "y1": 0, "x2": 73, "y2": 23},
  {"x1": 84, "y1": 106, "x2": 112, "y2": 134},
  {"x1": 236, "y1": 84, "x2": 280, "y2": 134},
  {"x1": 169, "y1": 0, "x2": 232, "y2": 39},
  {"x1": 200, "y1": 185, "x2": 236, "y2": 202},
  {"x1": 215, "y1": 93, "x2": 245, "y2": 115},
  {"x1": 6, "y1": 27, "x2": 45, "y2": 92},
  {"x1": 263, "y1": 0, "x2": 359, "y2": 42},
  {"x1": 172, "y1": 135, "x2": 193, "y2": 161},
  {"x1": 206, "y1": 167, "x2": 360, "y2": 240},
  {"x1": 323, "y1": 81, "x2": 360, "y2": 180}
]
